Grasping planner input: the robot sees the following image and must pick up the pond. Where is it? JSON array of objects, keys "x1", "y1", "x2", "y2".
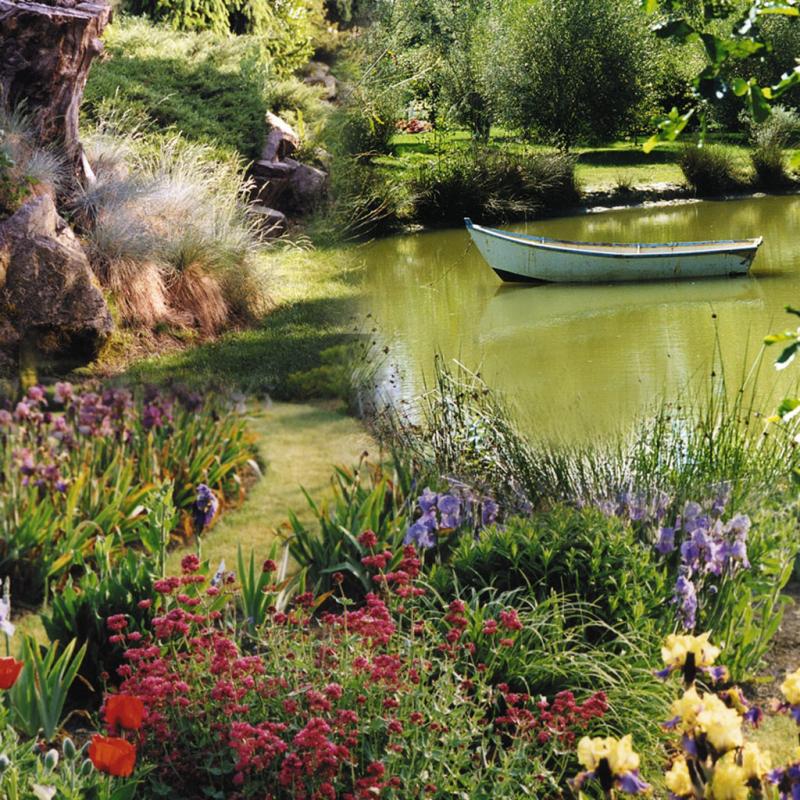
[{"x1": 360, "y1": 193, "x2": 800, "y2": 443}]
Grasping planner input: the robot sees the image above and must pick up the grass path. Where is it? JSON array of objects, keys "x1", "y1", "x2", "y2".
[
  {"x1": 15, "y1": 401, "x2": 374, "y2": 648},
  {"x1": 166, "y1": 400, "x2": 376, "y2": 573}
]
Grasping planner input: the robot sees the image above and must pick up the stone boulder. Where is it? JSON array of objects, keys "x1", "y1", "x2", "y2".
[
  {"x1": 303, "y1": 61, "x2": 338, "y2": 101},
  {"x1": 284, "y1": 158, "x2": 328, "y2": 212},
  {"x1": 0, "y1": 194, "x2": 113, "y2": 360},
  {"x1": 261, "y1": 112, "x2": 300, "y2": 162}
]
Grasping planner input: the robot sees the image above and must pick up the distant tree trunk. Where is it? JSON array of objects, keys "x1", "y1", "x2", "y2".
[{"x1": 0, "y1": 1, "x2": 112, "y2": 180}]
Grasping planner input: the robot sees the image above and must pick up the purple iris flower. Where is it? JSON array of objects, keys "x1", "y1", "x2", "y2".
[
  {"x1": 655, "y1": 526, "x2": 676, "y2": 555},
  {"x1": 481, "y1": 499, "x2": 499, "y2": 526},
  {"x1": 673, "y1": 573, "x2": 697, "y2": 630},
  {"x1": 404, "y1": 521, "x2": 436, "y2": 550},
  {"x1": 711, "y1": 482, "x2": 732, "y2": 517},
  {"x1": 193, "y1": 483, "x2": 219, "y2": 533},
  {"x1": 418, "y1": 488, "x2": 438, "y2": 514},
  {"x1": 617, "y1": 771, "x2": 651, "y2": 794}
]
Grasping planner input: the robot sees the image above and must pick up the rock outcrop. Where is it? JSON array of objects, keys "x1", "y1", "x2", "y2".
[
  {"x1": 251, "y1": 112, "x2": 329, "y2": 219},
  {"x1": 0, "y1": 0, "x2": 112, "y2": 177},
  {"x1": 0, "y1": 194, "x2": 113, "y2": 360}
]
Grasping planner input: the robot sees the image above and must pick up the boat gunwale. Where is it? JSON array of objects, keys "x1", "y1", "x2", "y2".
[{"x1": 464, "y1": 218, "x2": 762, "y2": 258}]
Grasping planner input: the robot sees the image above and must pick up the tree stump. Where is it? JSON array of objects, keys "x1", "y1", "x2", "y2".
[{"x1": 0, "y1": 0, "x2": 112, "y2": 177}]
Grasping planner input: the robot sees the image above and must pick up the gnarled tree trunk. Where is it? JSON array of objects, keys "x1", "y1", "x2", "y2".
[{"x1": 0, "y1": 0, "x2": 112, "y2": 178}]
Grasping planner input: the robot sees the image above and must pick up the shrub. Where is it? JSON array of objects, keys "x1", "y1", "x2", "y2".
[
  {"x1": 483, "y1": 0, "x2": 652, "y2": 148},
  {"x1": 430, "y1": 507, "x2": 670, "y2": 636},
  {"x1": 409, "y1": 148, "x2": 579, "y2": 227},
  {"x1": 748, "y1": 106, "x2": 800, "y2": 189},
  {"x1": 678, "y1": 144, "x2": 746, "y2": 195}
]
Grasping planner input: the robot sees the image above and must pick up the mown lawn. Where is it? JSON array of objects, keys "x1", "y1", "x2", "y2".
[{"x1": 122, "y1": 245, "x2": 364, "y2": 398}]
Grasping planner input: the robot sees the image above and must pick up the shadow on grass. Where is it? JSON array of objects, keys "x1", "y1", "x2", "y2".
[
  {"x1": 126, "y1": 295, "x2": 361, "y2": 399},
  {"x1": 576, "y1": 148, "x2": 676, "y2": 167}
]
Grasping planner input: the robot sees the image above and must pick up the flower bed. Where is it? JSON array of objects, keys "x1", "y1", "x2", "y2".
[{"x1": 0, "y1": 384, "x2": 256, "y2": 604}]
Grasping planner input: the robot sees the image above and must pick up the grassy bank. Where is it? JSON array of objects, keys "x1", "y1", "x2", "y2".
[
  {"x1": 386, "y1": 130, "x2": 800, "y2": 191},
  {"x1": 118, "y1": 245, "x2": 363, "y2": 398}
]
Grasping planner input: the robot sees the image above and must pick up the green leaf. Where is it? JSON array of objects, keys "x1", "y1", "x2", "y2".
[
  {"x1": 642, "y1": 0, "x2": 659, "y2": 11},
  {"x1": 732, "y1": 77, "x2": 749, "y2": 96},
  {"x1": 776, "y1": 341, "x2": 799, "y2": 370}
]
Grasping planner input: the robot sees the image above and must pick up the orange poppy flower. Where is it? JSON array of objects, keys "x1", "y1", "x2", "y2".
[
  {"x1": 0, "y1": 657, "x2": 24, "y2": 690},
  {"x1": 104, "y1": 694, "x2": 145, "y2": 731},
  {"x1": 88, "y1": 735, "x2": 136, "y2": 777}
]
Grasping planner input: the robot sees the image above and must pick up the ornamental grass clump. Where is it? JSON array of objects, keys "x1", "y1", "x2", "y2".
[{"x1": 73, "y1": 114, "x2": 267, "y2": 334}]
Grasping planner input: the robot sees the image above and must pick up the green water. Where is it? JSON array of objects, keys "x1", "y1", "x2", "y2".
[{"x1": 360, "y1": 194, "x2": 800, "y2": 442}]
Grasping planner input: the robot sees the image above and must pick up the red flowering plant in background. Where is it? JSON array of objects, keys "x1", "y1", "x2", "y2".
[{"x1": 111, "y1": 540, "x2": 608, "y2": 799}]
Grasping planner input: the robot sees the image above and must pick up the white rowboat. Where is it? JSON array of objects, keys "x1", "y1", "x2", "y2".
[{"x1": 464, "y1": 217, "x2": 762, "y2": 283}]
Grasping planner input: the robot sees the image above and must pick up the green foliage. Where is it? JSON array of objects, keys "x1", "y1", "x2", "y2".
[
  {"x1": 83, "y1": 17, "x2": 328, "y2": 161},
  {"x1": 123, "y1": 0, "x2": 325, "y2": 47},
  {"x1": 408, "y1": 147, "x2": 579, "y2": 226},
  {"x1": 678, "y1": 144, "x2": 747, "y2": 194},
  {"x1": 236, "y1": 543, "x2": 287, "y2": 628},
  {"x1": 309, "y1": 157, "x2": 410, "y2": 242},
  {"x1": 9, "y1": 638, "x2": 86, "y2": 741},
  {"x1": 643, "y1": 0, "x2": 800, "y2": 145},
  {"x1": 431, "y1": 508, "x2": 671, "y2": 635},
  {"x1": 287, "y1": 458, "x2": 412, "y2": 600},
  {"x1": 484, "y1": 0, "x2": 653, "y2": 148},
  {"x1": 370, "y1": 0, "x2": 494, "y2": 138},
  {"x1": 42, "y1": 550, "x2": 156, "y2": 698}
]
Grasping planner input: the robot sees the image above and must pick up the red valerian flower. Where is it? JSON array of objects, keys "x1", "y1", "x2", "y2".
[
  {"x1": 89, "y1": 735, "x2": 137, "y2": 777},
  {"x1": 0, "y1": 657, "x2": 24, "y2": 689},
  {"x1": 104, "y1": 694, "x2": 145, "y2": 731}
]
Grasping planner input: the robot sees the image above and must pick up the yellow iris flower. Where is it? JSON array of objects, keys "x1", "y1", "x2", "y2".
[
  {"x1": 665, "y1": 757, "x2": 693, "y2": 798},
  {"x1": 696, "y1": 695, "x2": 743, "y2": 753},
  {"x1": 671, "y1": 686, "x2": 703, "y2": 732},
  {"x1": 661, "y1": 632, "x2": 721, "y2": 669},
  {"x1": 577, "y1": 734, "x2": 640, "y2": 775},
  {"x1": 711, "y1": 753, "x2": 748, "y2": 800},
  {"x1": 740, "y1": 742, "x2": 770, "y2": 781},
  {"x1": 781, "y1": 668, "x2": 800, "y2": 706}
]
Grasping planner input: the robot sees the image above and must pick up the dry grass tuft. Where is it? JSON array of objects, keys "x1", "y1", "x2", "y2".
[{"x1": 72, "y1": 109, "x2": 267, "y2": 335}]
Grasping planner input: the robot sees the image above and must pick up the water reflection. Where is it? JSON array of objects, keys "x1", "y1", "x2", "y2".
[{"x1": 360, "y1": 194, "x2": 800, "y2": 442}]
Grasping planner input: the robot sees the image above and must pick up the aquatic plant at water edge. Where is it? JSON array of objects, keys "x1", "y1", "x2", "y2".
[{"x1": 679, "y1": 144, "x2": 747, "y2": 195}]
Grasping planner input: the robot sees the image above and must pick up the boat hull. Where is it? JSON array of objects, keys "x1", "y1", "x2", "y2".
[{"x1": 465, "y1": 219, "x2": 761, "y2": 283}]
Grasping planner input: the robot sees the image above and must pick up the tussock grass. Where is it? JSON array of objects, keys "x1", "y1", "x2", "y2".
[
  {"x1": 0, "y1": 106, "x2": 67, "y2": 207},
  {"x1": 748, "y1": 106, "x2": 800, "y2": 190},
  {"x1": 74, "y1": 111, "x2": 267, "y2": 334},
  {"x1": 679, "y1": 144, "x2": 748, "y2": 195}
]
